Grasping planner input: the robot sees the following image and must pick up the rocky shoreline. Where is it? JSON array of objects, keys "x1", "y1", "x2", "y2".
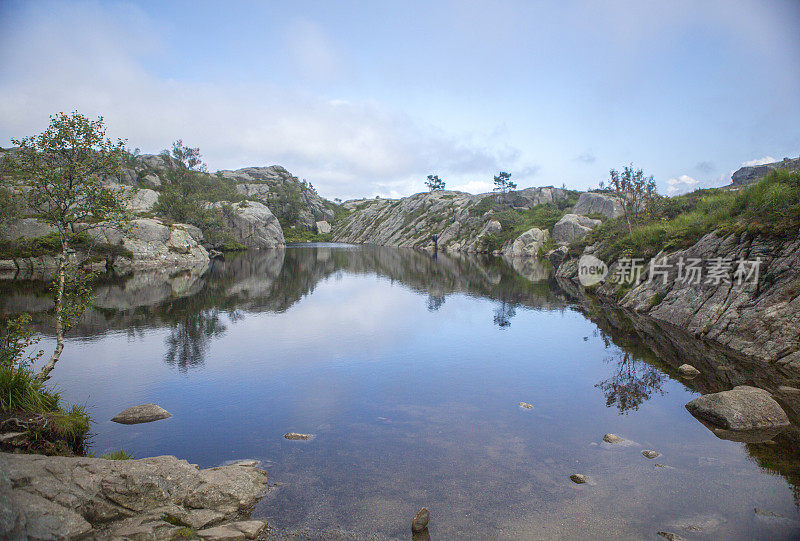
[{"x1": 0, "y1": 452, "x2": 271, "y2": 540}]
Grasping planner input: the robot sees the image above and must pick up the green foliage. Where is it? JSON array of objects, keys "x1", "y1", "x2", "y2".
[
  {"x1": 0, "y1": 314, "x2": 91, "y2": 454},
  {"x1": 580, "y1": 169, "x2": 800, "y2": 263},
  {"x1": 493, "y1": 171, "x2": 516, "y2": 193},
  {"x1": 283, "y1": 229, "x2": 332, "y2": 243},
  {"x1": 0, "y1": 362, "x2": 60, "y2": 413},
  {"x1": 606, "y1": 165, "x2": 657, "y2": 233},
  {"x1": 469, "y1": 195, "x2": 497, "y2": 217},
  {"x1": 101, "y1": 449, "x2": 134, "y2": 460},
  {"x1": 4, "y1": 111, "x2": 133, "y2": 243},
  {"x1": 0, "y1": 315, "x2": 43, "y2": 369},
  {"x1": 425, "y1": 174, "x2": 445, "y2": 191}
]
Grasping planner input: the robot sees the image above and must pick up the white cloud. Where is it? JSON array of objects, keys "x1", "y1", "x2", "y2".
[
  {"x1": 0, "y1": 2, "x2": 518, "y2": 201},
  {"x1": 666, "y1": 174, "x2": 699, "y2": 195},
  {"x1": 741, "y1": 156, "x2": 776, "y2": 167}
]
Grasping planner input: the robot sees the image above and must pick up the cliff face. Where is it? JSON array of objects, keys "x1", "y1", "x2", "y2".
[
  {"x1": 333, "y1": 187, "x2": 572, "y2": 253},
  {"x1": 556, "y1": 232, "x2": 800, "y2": 368},
  {"x1": 731, "y1": 156, "x2": 800, "y2": 186}
]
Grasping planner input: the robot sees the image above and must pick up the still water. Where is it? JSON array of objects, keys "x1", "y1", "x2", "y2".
[{"x1": 5, "y1": 244, "x2": 799, "y2": 539}]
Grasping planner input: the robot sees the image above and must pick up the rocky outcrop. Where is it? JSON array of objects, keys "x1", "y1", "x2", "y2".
[
  {"x1": 0, "y1": 218, "x2": 57, "y2": 241},
  {"x1": 315, "y1": 220, "x2": 331, "y2": 234},
  {"x1": 0, "y1": 452, "x2": 269, "y2": 540},
  {"x1": 334, "y1": 188, "x2": 570, "y2": 254},
  {"x1": 221, "y1": 165, "x2": 334, "y2": 229},
  {"x1": 572, "y1": 192, "x2": 624, "y2": 219},
  {"x1": 552, "y1": 214, "x2": 601, "y2": 245},
  {"x1": 214, "y1": 201, "x2": 285, "y2": 248},
  {"x1": 89, "y1": 218, "x2": 209, "y2": 271},
  {"x1": 731, "y1": 156, "x2": 800, "y2": 186},
  {"x1": 556, "y1": 232, "x2": 800, "y2": 367},
  {"x1": 504, "y1": 227, "x2": 549, "y2": 257}
]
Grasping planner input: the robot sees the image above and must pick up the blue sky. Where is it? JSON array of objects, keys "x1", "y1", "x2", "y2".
[{"x1": 1, "y1": 0, "x2": 798, "y2": 200}]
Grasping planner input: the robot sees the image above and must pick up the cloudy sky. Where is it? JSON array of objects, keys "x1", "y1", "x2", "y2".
[{"x1": 1, "y1": 1, "x2": 798, "y2": 200}]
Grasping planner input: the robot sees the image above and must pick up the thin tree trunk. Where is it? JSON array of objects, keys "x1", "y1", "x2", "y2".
[{"x1": 35, "y1": 241, "x2": 66, "y2": 383}]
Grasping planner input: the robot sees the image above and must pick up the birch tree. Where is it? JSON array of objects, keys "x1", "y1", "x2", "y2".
[{"x1": 4, "y1": 112, "x2": 132, "y2": 382}]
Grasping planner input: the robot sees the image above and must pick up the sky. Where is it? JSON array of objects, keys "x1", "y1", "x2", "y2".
[{"x1": 1, "y1": 0, "x2": 799, "y2": 200}]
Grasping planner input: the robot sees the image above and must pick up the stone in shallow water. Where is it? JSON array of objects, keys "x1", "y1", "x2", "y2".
[
  {"x1": 642, "y1": 450, "x2": 660, "y2": 459},
  {"x1": 657, "y1": 532, "x2": 685, "y2": 541},
  {"x1": 283, "y1": 432, "x2": 314, "y2": 441},
  {"x1": 412, "y1": 507, "x2": 430, "y2": 532},
  {"x1": 518, "y1": 402, "x2": 533, "y2": 409},
  {"x1": 111, "y1": 404, "x2": 171, "y2": 424},
  {"x1": 569, "y1": 474, "x2": 588, "y2": 484},
  {"x1": 602, "y1": 433, "x2": 624, "y2": 444},
  {"x1": 685, "y1": 385, "x2": 790, "y2": 430},
  {"x1": 677, "y1": 364, "x2": 700, "y2": 378}
]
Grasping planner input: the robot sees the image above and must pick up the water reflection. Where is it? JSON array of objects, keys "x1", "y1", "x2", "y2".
[
  {"x1": 2, "y1": 244, "x2": 800, "y2": 534},
  {"x1": 595, "y1": 350, "x2": 667, "y2": 413}
]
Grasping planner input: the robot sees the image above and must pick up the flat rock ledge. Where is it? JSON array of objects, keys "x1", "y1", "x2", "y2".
[
  {"x1": 685, "y1": 385, "x2": 790, "y2": 431},
  {"x1": 0, "y1": 452, "x2": 270, "y2": 540}
]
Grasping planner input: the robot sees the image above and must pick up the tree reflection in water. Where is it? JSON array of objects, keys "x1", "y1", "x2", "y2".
[
  {"x1": 595, "y1": 350, "x2": 666, "y2": 413},
  {"x1": 426, "y1": 294, "x2": 446, "y2": 312},
  {"x1": 164, "y1": 309, "x2": 228, "y2": 372},
  {"x1": 493, "y1": 300, "x2": 517, "y2": 328}
]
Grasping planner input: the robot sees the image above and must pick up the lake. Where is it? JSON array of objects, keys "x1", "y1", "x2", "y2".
[{"x1": 5, "y1": 244, "x2": 799, "y2": 540}]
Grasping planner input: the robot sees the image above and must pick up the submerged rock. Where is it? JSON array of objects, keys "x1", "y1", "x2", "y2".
[
  {"x1": 677, "y1": 364, "x2": 700, "y2": 378},
  {"x1": 0, "y1": 452, "x2": 269, "y2": 540},
  {"x1": 602, "y1": 433, "x2": 624, "y2": 444},
  {"x1": 283, "y1": 432, "x2": 314, "y2": 441},
  {"x1": 642, "y1": 450, "x2": 660, "y2": 459},
  {"x1": 569, "y1": 474, "x2": 588, "y2": 484},
  {"x1": 412, "y1": 507, "x2": 430, "y2": 532},
  {"x1": 657, "y1": 532, "x2": 686, "y2": 541},
  {"x1": 685, "y1": 385, "x2": 790, "y2": 430},
  {"x1": 111, "y1": 403, "x2": 171, "y2": 424}
]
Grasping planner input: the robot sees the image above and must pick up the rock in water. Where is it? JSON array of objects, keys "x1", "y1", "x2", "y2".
[
  {"x1": 657, "y1": 532, "x2": 686, "y2": 541},
  {"x1": 570, "y1": 474, "x2": 588, "y2": 484},
  {"x1": 677, "y1": 364, "x2": 700, "y2": 378},
  {"x1": 111, "y1": 404, "x2": 171, "y2": 424},
  {"x1": 685, "y1": 386, "x2": 790, "y2": 430},
  {"x1": 642, "y1": 450, "x2": 660, "y2": 459},
  {"x1": 412, "y1": 507, "x2": 430, "y2": 532},
  {"x1": 283, "y1": 432, "x2": 314, "y2": 441},
  {"x1": 518, "y1": 402, "x2": 533, "y2": 409},
  {"x1": 603, "y1": 433, "x2": 624, "y2": 444}
]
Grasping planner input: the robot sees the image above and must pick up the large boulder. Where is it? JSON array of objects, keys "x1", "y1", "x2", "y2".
[
  {"x1": 88, "y1": 218, "x2": 209, "y2": 270},
  {"x1": 505, "y1": 227, "x2": 549, "y2": 257},
  {"x1": 216, "y1": 201, "x2": 285, "y2": 248},
  {"x1": 127, "y1": 188, "x2": 159, "y2": 212},
  {"x1": 572, "y1": 192, "x2": 624, "y2": 219},
  {"x1": 315, "y1": 220, "x2": 331, "y2": 234},
  {"x1": 111, "y1": 404, "x2": 171, "y2": 424},
  {"x1": 0, "y1": 452, "x2": 269, "y2": 540},
  {"x1": 685, "y1": 386, "x2": 790, "y2": 430},
  {"x1": 552, "y1": 214, "x2": 602, "y2": 245}
]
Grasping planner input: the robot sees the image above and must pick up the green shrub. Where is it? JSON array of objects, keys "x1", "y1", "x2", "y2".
[{"x1": 101, "y1": 449, "x2": 134, "y2": 460}]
